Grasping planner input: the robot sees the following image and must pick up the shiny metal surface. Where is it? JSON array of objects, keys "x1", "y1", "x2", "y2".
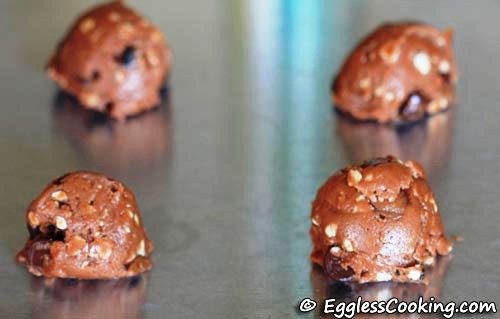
[{"x1": 0, "y1": 1, "x2": 499, "y2": 318}]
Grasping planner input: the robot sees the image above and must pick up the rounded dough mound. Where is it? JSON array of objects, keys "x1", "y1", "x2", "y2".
[
  {"x1": 332, "y1": 22, "x2": 457, "y2": 123},
  {"x1": 17, "y1": 171, "x2": 153, "y2": 279},
  {"x1": 310, "y1": 156, "x2": 452, "y2": 283},
  {"x1": 47, "y1": 1, "x2": 171, "y2": 120}
]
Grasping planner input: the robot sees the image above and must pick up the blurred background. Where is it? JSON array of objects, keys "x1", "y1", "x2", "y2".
[{"x1": 0, "y1": 0, "x2": 499, "y2": 318}]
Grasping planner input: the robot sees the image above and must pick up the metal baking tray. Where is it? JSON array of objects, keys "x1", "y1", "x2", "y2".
[{"x1": 0, "y1": 0, "x2": 498, "y2": 318}]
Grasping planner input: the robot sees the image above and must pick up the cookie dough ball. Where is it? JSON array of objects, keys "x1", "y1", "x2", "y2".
[
  {"x1": 16, "y1": 172, "x2": 154, "y2": 279},
  {"x1": 310, "y1": 156, "x2": 452, "y2": 283},
  {"x1": 332, "y1": 23, "x2": 457, "y2": 123},
  {"x1": 47, "y1": 1, "x2": 171, "y2": 120}
]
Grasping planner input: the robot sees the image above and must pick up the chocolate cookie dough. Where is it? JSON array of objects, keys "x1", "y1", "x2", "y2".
[
  {"x1": 332, "y1": 23, "x2": 457, "y2": 123},
  {"x1": 47, "y1": 1, "x2": 171, "y2": 120},
  {"x1": 17, "y1": 172, "x2": 153, "y2": 279},
  {"x1": 309, "y1": 156, "x2": 452, "y2": 283}
]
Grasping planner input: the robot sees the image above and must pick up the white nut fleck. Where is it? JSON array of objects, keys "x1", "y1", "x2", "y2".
[
  {"x1": 133, "y1": 214, "x2": 140, "y2": 225},
  {"x1": 384, "y1": 91, "x2": 395, "y2": 102},
  {"x1": 429, "y1": 198, "x2": 438, "y2": 212},
  {"x1": 379, "y1": 42, "x2": 400, "y2": 64},
  {"x1": 413, "y1": 51, "x2": 431, "y2": 75},
  {"x1": 407, "y1": 269, "x2": 422, "y2": 281},
  {"x1": 108, "y1": 11, "x2": 121, "y2": 22},
  {"x1": 127, "y1": 210, "x2": 135, "y2": 219},
  {"x1": 438, "y1": 60, "x2": 450, "y2": 74},
  {"x1": 114, "y1": 70, "x2": 125, "y2": 83},
  {"x1": 123, "y1": 225, "x2": 131, "y2": 233},
  {"x1": 324, "y1": 224, "x2": 337, "y2": 238},
  {"x1": 136, "y1": 240, "x2": 146, "y2": 256},
  {"x1": 376, "y1": 272, "x2": 392, "y2": 282},
  {"x1": 98, "y1": 245, "x2": 112, "y2": 260},
  {"x1": 146, "y1": 51, "x2": 159, "y2": 66},
  {"x1": 364, "y1": 174, "x2": 373, "y2": 182},
  {"x1": 438, "y1": 97, "x2": 449, "y2": 109},
  {"x1": 329, "y1": 246, "x2": 341, "y2": 254},
  {"x1": 79, "y1": 18, "x2": 95, "y2": 33},
  {"x1": 359, "y1": 78, "x2": 371, "y2": 90},
  {"x1": 82, "y1": 93, "x2": 100, "y2": 106},
  {"x1": 51, "y1": 190, "x2": 68, "y2": 202},
  {"x1": 355, "y1": 194, "x2": 365, "y2": 202},
  {"x1": 374, "y1": 86, "x2": 384, "y2": 97},
  {"x1": 311, "y1": 215, "x2": 320, "y2": 226},
  {"x1": 424, "y1": 256, "x2": 434, "y2": 266},
  {"x1": 347, "y1": 169, "x2": 362, "y2": 186},
  {"x1": 28, "y1": 211, "x2": 39, "y2": 227},
  {"x1": 342, "y1": 239, "x2": 354, "y2": 252},
  {"x1": 55, "y1": 216, "x2": 67, "y2": 230}
]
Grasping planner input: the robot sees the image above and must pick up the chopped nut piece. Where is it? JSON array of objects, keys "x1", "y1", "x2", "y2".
[
  {"x1": 125, "y1": 252, "x2": 136, "y2": 264},
  {"x1": 127, "y1": 210, "x2": 134, "y2": 219},
  {"x1": 438, "y1": 97, "x2": 449, "y2": 109},
  {"x1": 81, "y1": 93, "x2": 100, "y2": 106},
  {"x1": 376, "y1": 272, "x2": 392, "y2": 281},
  {"x1": 342, "y1": 239, "x2": 354, "y2": 252},
  {"x1": 329, "y1": 246, "x2": 341, "y2": 254},
  {"x1": 374, "y1": 86, "x2": 384, "y2": 97},
  {"x1": 79, "y1": 18, "x2": 95, "y2": 33},
  {"x1": 95, "y1": 239, "x2": 113, "y2": 260},
  {"x1": 384, "y1": 91, "x2": 395, "y2": 101},
  {"x1": 311, "y1": 215, "x2": 320, "y2": 226},
  {"x1": 438, "y1": 60, "x2": 450, "y2": 74},
  {"x1": 324, "y1": 224, "x2": 337, "y2": 238},
  {"x1": 118, "y1": 22, "x2": 135, "y2": 37},
  {"x1": 359, "y1": 78, "x2": 371, "y2": 90},
  {"x1": 379, "y1": 41, "x2": 400, "y2": 64},
  {"x1": 108, "y1": 11, "x2": 121, "y2": 22},
  {"x1": 136, "y1": 240, "x2": 146, "y2": 256},
  {"x1": 51, "y1": 190, "x2": 68, "y2": 202},
  {"x1": 146, "y1": 51, "x2": 159, "y2": 66},
  {"x1": 151, "y1": 31, "x2": 164, "y2": 43},
  {"x1": 407, "y1": 269, "x2": 422, "y2": 281},
  {"x1": 114, "y1": 70, "x2": 125, "y2": 82},
  {"x1": 364, "y1": 174, "x2": 373, "y2": 182},
  {"x1": 424, "y1": 256, "x2": 434, "y2": 265},
  {"x1": 55, "y1": 216, "x2": 67, "y2": 230},
  {"x1": 355, "y1": 194, "x2": 365, "y2": 202},
  {"x1": 413, "y1": 51, "x2": 431, "y2": 75},
  {"x1": 347, "y1": 169, "x2": 362, "y2": 186},
  {"x1": 28, "y1": 211, "x2": 39, "y2": 227},
  {"x1": 133, "y1": 214, "x2": 140, "y2": 225},
  {"x1": 67, "y1": 236, "x2": 87, "y2": 256},
  {"x1": 427, "y1": 100, "x2": 440, "y2": 113}
]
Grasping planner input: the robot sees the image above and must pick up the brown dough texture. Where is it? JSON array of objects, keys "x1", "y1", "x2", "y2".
[
  {"x1": 16, "y1": 172, "x2": 154, "y2": 279},
  {"x1": 310, "y1": 156, "x2": 452, "y2": 283},
  {"x1": 47, "y1": 1, "x2": 171, "y2": 120},
  {"x1": 332, "y1": 22, "x2": 457, "y2": 123}
]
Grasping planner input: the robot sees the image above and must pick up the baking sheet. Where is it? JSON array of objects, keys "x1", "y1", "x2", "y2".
[{"x1": 0, "y1": 0, "x2": 499, "y2": 318}]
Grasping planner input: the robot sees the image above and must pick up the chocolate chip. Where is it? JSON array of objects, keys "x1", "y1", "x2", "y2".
[
  {"x1": 117, "y1": 46, "x2": 136, "y2": 66},
  {"x1": 28, "y1": 225, "x2": 40, "y2": 239},
  {"x1": 324, "y1": 249, "x2": 355, "y2": 281},
  {"x1": 399, "y1": 92, "x2": 428, "y2": 121},
  {"x1": 26, "y1": 240, "x2": 51, "y2": 268}
]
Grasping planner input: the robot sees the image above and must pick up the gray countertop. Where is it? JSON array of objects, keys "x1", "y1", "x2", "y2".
[{"x1": 0, "y1": 0, "x2": 499, "y2": 318}]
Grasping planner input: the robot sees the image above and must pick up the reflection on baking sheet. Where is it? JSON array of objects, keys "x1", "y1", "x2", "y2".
[
  {"x1": 337, "y1": 110, "x2": 455, "y2": 177},
  {"x1": 29, "y1": 274, "x2": 148, "y2": 319},
  {"x1": 51, "y1": 90, "x2": 172, "y2": 176},
  {"x1": 310, "y1": 255, "x2": 452, "y2": 318}
]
